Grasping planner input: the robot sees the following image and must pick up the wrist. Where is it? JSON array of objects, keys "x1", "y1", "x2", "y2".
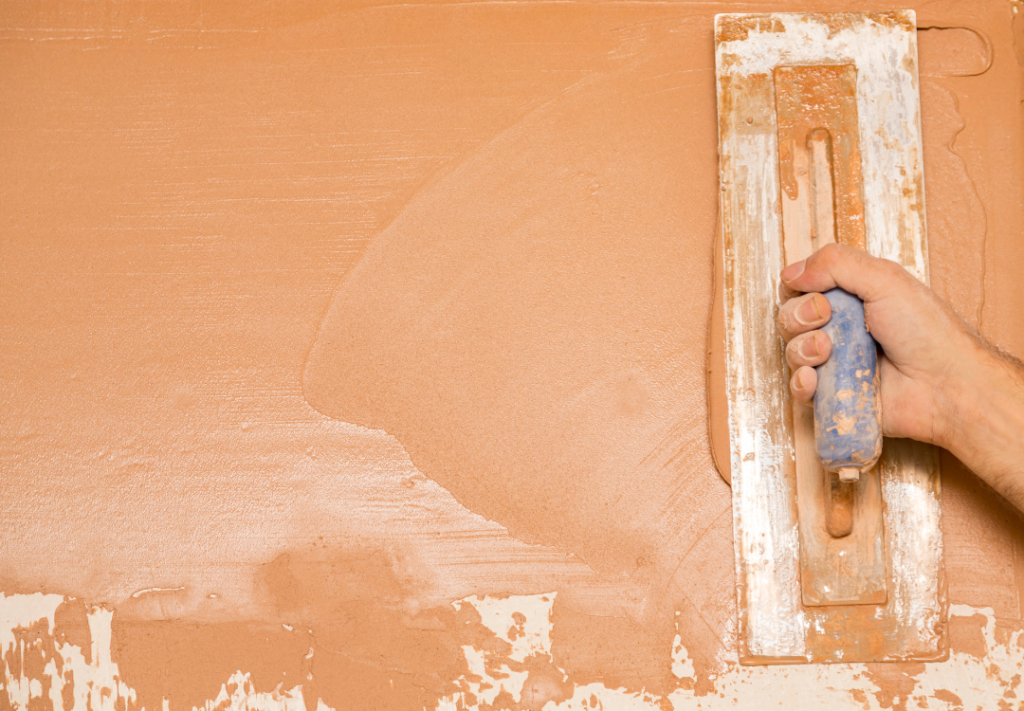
[
  {"x1": 937, "y1": 338, "x2": 1024, "y2": 478},
  {"x1": 929, "y1": 332, "x2": 981, "y2": 453}
]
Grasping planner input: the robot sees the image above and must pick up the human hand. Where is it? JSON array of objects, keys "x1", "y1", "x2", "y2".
[
  {"x1": 776, "y1": 244, "x2": 981, "y2": 449},
  {"x1": 776, "y1": 243, "x2": 1024, "y2": 509}
]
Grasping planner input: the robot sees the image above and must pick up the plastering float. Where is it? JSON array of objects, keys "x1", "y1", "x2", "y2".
[{"x1": 715, "y1": 11, "x2": 945, "y2": 664}]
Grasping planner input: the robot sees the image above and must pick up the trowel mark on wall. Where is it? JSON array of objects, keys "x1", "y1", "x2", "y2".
[
  {"x1": 0, "y1": 0, "x2": 646, "y2": 619},
  {"x1": 302, "y1": 3, "x2": 1021, "y2": 693},
  {"x1": 303, "y1": 18, "x2": 730, "y2": 693}
]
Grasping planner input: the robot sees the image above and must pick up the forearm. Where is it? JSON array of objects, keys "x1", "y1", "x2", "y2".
[{"x1": 942, "y1": 342, "x2": 1024, "y2": 509}]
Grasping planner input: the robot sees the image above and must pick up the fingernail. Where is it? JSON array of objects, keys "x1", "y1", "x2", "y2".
[
  {"x1": 800, "y1": 334, "x2": 820, "y2": 359},
  {"x1": 781, "y1": 260, "x2": 806, "y2": 284},
  {"x1": 791, "y1": 369, "x2": 807, "y2": 395},
  {"x1": 795, "y1": 295, "x2": 824, "y2": 325},
  {"x1": 795, "y1": 368, "x2": 810, "y2": 392}
]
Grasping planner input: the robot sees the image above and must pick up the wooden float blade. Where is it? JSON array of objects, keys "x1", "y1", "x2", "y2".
[{"x1": 715, "y1": 11, "x2": 946, "y2": 664}]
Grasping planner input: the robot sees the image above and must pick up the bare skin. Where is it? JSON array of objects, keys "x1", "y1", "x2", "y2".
[{"x1": 778, "y1": 243, "x2": 1024, "y2": 510}]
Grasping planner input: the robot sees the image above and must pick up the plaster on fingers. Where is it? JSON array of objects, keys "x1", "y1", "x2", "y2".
[
  {"x1": 790, "y1": 365, "x2": 818, "y2": 404},
  {"x1": 786, "y1": 330, "x2": 832, "y2": 369},
  {"x1": 777, "y1": 292, "x2": 831, "y2": 341}
]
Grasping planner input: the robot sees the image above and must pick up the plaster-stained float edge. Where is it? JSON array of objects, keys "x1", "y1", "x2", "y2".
[{"x1": 716, "y1": 11, "x2": 944, "y2": 664}]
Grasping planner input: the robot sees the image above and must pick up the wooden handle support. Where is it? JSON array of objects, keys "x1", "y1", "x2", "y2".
[{"x1": 774, "y1": 63, "x2": 887, "y2": 606}]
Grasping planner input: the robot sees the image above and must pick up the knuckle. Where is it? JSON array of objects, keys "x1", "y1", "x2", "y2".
[
  {"x1": 817, "y1": 242, "x2": 843, "y2": 265},
  {"x1": 880, "y1": 258, "x2": 904, "y2": 279}
]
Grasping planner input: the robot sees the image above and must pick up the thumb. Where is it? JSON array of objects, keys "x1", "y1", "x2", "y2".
[{"x1": 780, "y1": 243, "x2": 908, "y2": 303}]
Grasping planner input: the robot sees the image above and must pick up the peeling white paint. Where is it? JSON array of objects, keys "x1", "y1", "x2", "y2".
[
  {"x1": 546, "y1": 685, "x2": 668, "y2": 710},
  {"x1": 456, "y1": 592, "x2": 556, "y2": 663},
  {"x1": 476, "y1": 600, "x2": 1020, "y2": 710},
  {"x1": 439, "y1": 593, "x2": 559, "y2": 708},
  {"x1": 0, "y1": 592, "x2": 65, "y2": 634},
  {"x1": 0, "y1": 593, "x2": 331, "y2": 711},
  {"x1": 672, "y1": 611, "x2": 696, "y2": 682},
  {"x1": 459, "y1": 645, "x2": 531, "y2": 706},
  {"x1": 192, "y1": 672, "x2": 309, "y2": 711},
  {"x1": 1, "y1": 593, "x2": 136, "y2": 711},
  {"x1": 2, "y1": 593, "x2": 1019, "y2": 711}
]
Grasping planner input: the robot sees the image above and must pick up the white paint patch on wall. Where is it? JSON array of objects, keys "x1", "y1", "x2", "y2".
[
  {"x1": 1, "y1": 593, "x2": 137, "y2": 711},
  {"x1": 457, "y1": 592, "x2": 556, "y2": 662},
  {"x1": 551, "y1": 685, "x2": 668, "y2": 710},
  {"x1": 451, "y1": 646, "x2": 531, "y2": 707},
  {"x1": 439, "y1": 592, "x2": 560, "y2": 708},
  {"x1": 0, "y1": 592, "x2": 64, "y2": 635},
  {"x1": 435, "y1": 596, "x2": 1021, "y2": 710},
  {"x1": 550, "y1": 604, "x2": 1023, "y2": 710},
  {"x1": 672, "y1": 610, "x2": 697, "y2": 683},
  {"x1": 0, "y1": 593, "x2": 333, "y2": 711},
  {"x1": 2, "y1": 593, "x2": 1019, "y2": 710},
  {"x1": 190, "y1": 672, "x2": 312, "y2": 711}
]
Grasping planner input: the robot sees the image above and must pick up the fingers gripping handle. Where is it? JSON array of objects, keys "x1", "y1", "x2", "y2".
[{"x1": 814, "y1": 288, "x2": 883, "y2": 479}]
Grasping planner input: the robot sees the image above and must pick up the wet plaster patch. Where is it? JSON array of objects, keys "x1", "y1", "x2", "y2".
[{"x1": 1, "y1": 593, "x2": 1021, "y2": 711}]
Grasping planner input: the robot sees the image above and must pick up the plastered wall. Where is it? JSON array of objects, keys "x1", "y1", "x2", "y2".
[{"x1": 2, "y1": 2, "x2": 1024, "y2": 709}]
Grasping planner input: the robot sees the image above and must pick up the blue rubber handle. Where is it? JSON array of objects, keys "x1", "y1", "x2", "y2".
[{"x1": 813, "y1": 288, "x2": 883, "y2": 473}]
